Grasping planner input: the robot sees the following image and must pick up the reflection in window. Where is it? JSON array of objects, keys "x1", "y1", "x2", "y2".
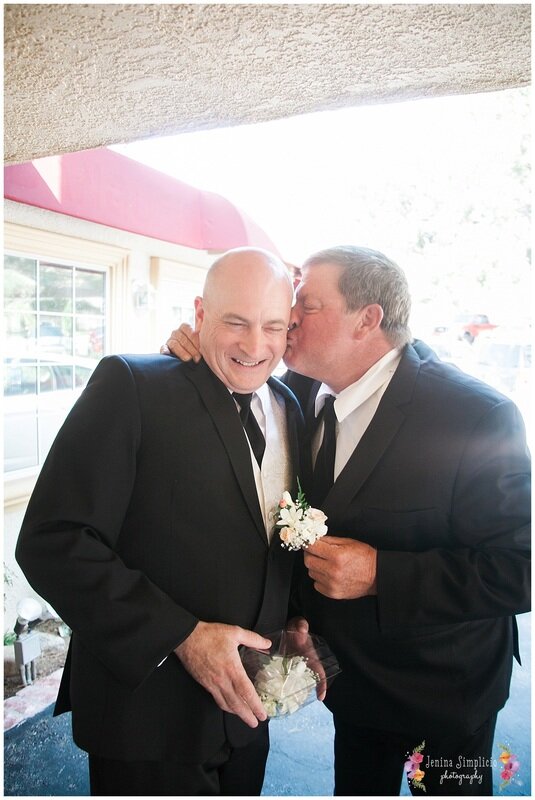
[
  {"x1": 39, "y1": 263, "x2": 73, "y2": 313},
  {"x1": 4, "y1": 253, "x2": 107, "y2": 472}
]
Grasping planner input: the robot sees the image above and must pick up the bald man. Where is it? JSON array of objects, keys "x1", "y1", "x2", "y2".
[{"x1": 16, "y1": 248, "x2": 307, "y2": 796}]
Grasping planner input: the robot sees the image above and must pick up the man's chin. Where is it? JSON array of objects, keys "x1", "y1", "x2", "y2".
[
  {"x1": 282, "y1": 346, "x2": 295, "y2": 369},
  {"x1": 282, "y1": 353, "x2": 315, "y2": 379},
  {"x1": 283, "y1": 345, "x2": 301, "y2": 369}
]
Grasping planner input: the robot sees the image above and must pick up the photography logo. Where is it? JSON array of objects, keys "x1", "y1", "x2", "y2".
[
  {"x1": 404, "y1": 741, "x2": 426, "y2": 792},
  {"x1": 404, "y1": 739, "x2": 521, "y2": 792},
  {"x1": 497, "y1": 743, "x2": 520, "y2": 791}
]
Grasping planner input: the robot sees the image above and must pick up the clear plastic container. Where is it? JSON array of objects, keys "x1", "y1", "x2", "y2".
[{"x1": 240, "y1": 628, "x2": 341, "y2": 718}]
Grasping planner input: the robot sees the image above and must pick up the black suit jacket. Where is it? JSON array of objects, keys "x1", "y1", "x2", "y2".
[
  {"x1": 285, "y1": 340, "x2": 531, "y2": 738},
  {"x1": 16, "y1": 355, "x2": 305, "y2": 763}
]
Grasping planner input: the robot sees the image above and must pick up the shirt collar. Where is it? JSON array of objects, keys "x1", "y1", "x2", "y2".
[
  {"x1": 229, "y1": 383, "x2": 269, "y2": 414},
  {"x1": 254, "y1": 382, "x2": 270, "y2": 414},
  {"x1": 315, "y1": 348, "x2": 401, "y2": 421}
]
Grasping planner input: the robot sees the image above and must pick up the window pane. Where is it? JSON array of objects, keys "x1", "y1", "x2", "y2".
[
  {"x1": 75, "y1": 365, "x2": 94, "y2": 388},
  {"x1": 75, "y1": 316, "x2": 105, "y2": 359},
  {"x1": 39, "y1": 364, "x2": 74, "y2": 393},
  {"x1": 4, "y1": 364, "x2": 37, "y2": 396},
  {"x1": 4, "y1": 312, "x2": 37, "y2": 355},
  {"x1": 4, "y1": 407, "x2": 39, "y2": 471},
  {"x1": 76, "y1": 270, "x2": 105, "y2": 314},
  {"x1": 4, "y1": 255, "x2": 37, "y2": 311},
  {"x1": 4, "y1": 363, "x2": 39, "y2": 472},
  {"x1": 39, "y1": 263, "x2": 73, "y2": 312},
  {"x1": 39, "y1": 315, "x2": 73, "y2": 356}
]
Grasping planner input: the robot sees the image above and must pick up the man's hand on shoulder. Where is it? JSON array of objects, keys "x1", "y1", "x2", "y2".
[
  {"x1": 174, "y1": 621, "x2": 271, "y2": 727},
  {"x1": 160, "y1": 324, "x2": 202, "y2": 362},
  {"x1": 303, "y1": 536, "x2": 378, "y2": 600}
]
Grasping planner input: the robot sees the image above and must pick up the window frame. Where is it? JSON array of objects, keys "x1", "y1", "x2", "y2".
[{"x1": 4, "y1": 223, "x2": 129, "y2": 505}]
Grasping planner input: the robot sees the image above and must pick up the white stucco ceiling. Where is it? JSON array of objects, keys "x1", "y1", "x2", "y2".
[{"x1": 4, "y1": 3, "x2": 531, "y2": 165}]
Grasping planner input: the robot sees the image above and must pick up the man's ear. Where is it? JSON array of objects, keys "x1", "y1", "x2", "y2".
[
  {"x1": 354, "y1": 304, "x2": 384, "y2": 340},
  {"x1": 194, "y1": 296, "x2": 204, "y2": 332}
]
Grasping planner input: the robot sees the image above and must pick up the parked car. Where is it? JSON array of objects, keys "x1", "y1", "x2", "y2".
[
  {"x1": 452, "y1": 313, "x2": 498, "y2": 344},
  {"x1": 432, "y1": 313, "x2": 498, "y2": 346}
]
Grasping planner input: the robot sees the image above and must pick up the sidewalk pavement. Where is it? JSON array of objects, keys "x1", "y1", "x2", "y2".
[{"x1": 4, "y1": 614, "x2": 531, "y2": 796}]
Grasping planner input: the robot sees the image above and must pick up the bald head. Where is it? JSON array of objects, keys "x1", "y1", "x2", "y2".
[
  {"x1": 203, "y1": 247, "x2": 293, "y2": 304},
  {"x1": 194, "y1": 247, "x2": 293, "y2": 393}
]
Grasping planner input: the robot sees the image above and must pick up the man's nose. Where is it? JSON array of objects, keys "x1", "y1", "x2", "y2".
[
  {"x1": 288, "y1": 307, "x2": 300, "y2": 329},
  {"x1": 242, "y1": 326, "x2": 263, "y2": 356}
]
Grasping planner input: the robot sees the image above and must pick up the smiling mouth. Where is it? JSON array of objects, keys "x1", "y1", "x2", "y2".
[{"x1": 232, "y1": 358, "x2": 264, "y2": 367}]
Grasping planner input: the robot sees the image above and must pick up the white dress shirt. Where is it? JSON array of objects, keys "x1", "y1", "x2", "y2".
[
  {"x1": 157, "y1": 384, "x2": 288, "y2": 669},
  {"x1": 313, "y1": 348, "x2": 402, "y2": 481},
  {"x1": 233, "y1": 385, "x2": 291, "y2": 541}
]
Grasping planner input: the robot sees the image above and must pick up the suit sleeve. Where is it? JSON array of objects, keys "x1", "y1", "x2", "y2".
[
  {"x1": 16, "y1": 356, "x2": 198, "y2": 690},
  {"x1": 377, "y1": 398, "x2": 531, "y2": 627}
]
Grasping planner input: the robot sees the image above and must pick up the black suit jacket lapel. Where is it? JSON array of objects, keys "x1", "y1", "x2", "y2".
[
  {"x1": 184, "y1": 361, "x2": 266, "y2": 543},
  {"x1": 267, "y1": 375, "x2": 306, "y2": 496},
  {"x1": 321, "y1": 345, "x2": 421, "y2": 520}
]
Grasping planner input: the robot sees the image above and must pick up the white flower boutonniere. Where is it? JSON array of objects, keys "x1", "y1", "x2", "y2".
[{"x1": 274, "y1": 480, "x2": 328, "y2": 551}]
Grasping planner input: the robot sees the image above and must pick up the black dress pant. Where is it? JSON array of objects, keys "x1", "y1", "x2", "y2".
[
  {"x1": 333, "y1": 714, "x2": 497, "y2": 796},
  {"x1": 89, "y1": 725, "x2": 270, "y2": 796}
]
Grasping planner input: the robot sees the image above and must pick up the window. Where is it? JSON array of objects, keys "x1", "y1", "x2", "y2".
[{"x1": 4, "y1": 253, "x2": 108, "y2": 473}]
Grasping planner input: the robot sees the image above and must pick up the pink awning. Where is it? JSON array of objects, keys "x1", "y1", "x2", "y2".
[{"x1": 4, "y1": 147, "x2": 280, "y2": 255}]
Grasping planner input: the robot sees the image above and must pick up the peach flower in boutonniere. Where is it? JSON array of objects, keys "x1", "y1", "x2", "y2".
[{"x1": 273, "y1": 479, "x2": 328, "y2": 551}]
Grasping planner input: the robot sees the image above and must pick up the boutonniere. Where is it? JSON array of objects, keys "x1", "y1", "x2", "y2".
[{"x1": 273, "y1": 479, "x2": 328, "y2": 551}]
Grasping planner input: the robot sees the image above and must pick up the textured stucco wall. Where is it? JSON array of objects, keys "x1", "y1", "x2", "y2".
[{"x1": 4, "y1": 3, "x2": 531, "y2": 164}]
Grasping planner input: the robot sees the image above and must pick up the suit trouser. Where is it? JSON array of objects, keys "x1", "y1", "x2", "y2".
[
  {"x1": 88, "y1": 725, "x2": 269, "y2": 796},
  {"x1": 333, "y1": 713, "x2": 497, "y2": 796}
]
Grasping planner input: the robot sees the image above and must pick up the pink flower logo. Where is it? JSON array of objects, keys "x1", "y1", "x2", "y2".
[
  {"x1": 405, "y1": 742, "x2": 426, "y2": 792},
  {"x1": 498, "y1": 743, "x2": 520, "y2": 791}
]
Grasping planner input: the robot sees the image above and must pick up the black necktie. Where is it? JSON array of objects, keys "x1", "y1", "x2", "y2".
[
  {"x1": 232, "y1": 392, "x2": 266, "y2": 468},
  {"x1": 312, "y1": 394, "x2": 337, "y2": 505}
]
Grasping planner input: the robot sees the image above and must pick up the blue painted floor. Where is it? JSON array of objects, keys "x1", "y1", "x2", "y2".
[{"x1": 4, "y1": 614, "x2": 530, "y2": 796}]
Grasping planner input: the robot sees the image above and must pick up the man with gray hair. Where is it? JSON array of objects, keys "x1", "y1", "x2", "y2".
[{"x1": 166, "y1": 244, "x2": 530, "y2": 796}]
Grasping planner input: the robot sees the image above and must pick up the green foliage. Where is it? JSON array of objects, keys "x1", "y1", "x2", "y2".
[{"x1": 296, "y1": 476, "x2": 310, "y2": 511}]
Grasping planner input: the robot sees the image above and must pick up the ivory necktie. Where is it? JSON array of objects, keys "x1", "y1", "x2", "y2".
[
  {"x1": 312, "y1": 394, "x2": 337, "y2": 505},
  {"x1": 232, "y1": 392, "x2": 266, "y2": 468}
]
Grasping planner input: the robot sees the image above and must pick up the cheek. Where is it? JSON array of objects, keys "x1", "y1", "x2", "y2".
[
  {"x1": 272, "y1": 333, "x2": 289, "y2": 357},
  {"x1": 215, "y1": 329, "x2": 237, "y2": 350},
  {"x1": 202, "y1": 329, "x2": 233, "y2": 360},
  {"x1": 300, "y1": 317, "x2": 324, "y2": 343},
  {"x1": 304, "y1": 318, "x2": 344, "y2": 358}
]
